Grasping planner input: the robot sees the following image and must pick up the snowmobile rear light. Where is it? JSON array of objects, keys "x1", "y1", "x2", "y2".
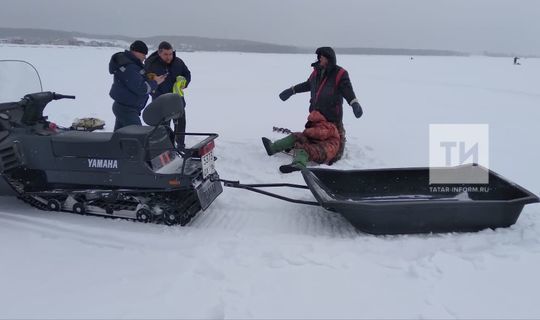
[
  {"x1": 168, "y1": 179, "x2": 181, "y2": 186},
  {"x1": 198, "y1": 140, "x2": 215, "y2": 157},
  {"x1": 151, "y1": 150, "x2": 179, "y2": 171}
]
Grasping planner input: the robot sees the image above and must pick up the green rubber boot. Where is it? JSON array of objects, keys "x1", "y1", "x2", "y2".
[
  {"x1": 279, "y1": 149, "x2": 309, "y2": 173},
  {"x1": 261, "y1": 134, "x2": 296, "y2": 156}
]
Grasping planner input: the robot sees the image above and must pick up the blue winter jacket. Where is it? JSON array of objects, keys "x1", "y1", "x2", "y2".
[{"x1": 109, "y1": 50, "x2": 157, "y2": 110}]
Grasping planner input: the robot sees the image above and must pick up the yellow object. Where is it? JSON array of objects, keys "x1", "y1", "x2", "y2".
[{"x1": 172, "y1": 76, "x2": 187, "y2": 96}]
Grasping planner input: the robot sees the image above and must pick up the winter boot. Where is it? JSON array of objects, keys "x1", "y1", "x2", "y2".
[
  {"x1": 261, "y1": 134, "x2": 296, "y2": 156},
  {"x1": 279, "y1": 149, "x2": 309, "y2": 173}
]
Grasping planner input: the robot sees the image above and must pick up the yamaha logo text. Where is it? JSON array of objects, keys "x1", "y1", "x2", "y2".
[{"x1": 88, "y1": 159, "x2": 118, "y2": 169}]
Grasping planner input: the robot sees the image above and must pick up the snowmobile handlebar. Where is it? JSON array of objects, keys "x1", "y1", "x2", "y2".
[
  {"x1": 53, "y1": 93, "x2": 76, "y2": 100},
  {"x1": 21, "y1": 91, "x2": 75, "y2": 105},
  {"x1": 18, "y1": 91, "x2": 75, "y2": 126}
]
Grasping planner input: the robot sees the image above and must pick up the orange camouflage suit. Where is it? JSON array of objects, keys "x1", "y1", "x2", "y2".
[{"x1": 293, "y1": 110, "x2": 341, "y2": 164}]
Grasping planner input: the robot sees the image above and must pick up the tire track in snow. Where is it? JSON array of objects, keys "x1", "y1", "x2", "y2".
[
  {"x1": 0, "y1": 212, "x2": 130, "y2": 250},
  {"x1": 0, "y1": 209, "x2": 203, "y2": 252}
]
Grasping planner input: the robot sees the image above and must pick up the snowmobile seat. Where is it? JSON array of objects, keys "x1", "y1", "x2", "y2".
[
  {"x1": 114, "y1": 125, "x2": 172, "y2": 146},
  {"x1": 50, "y1": 125, "x2": 173, "y2": 159},
  {"x1": 51, "y1": 131, "x2": 119, "y2": 158},
  {"x1": 142, "y1": 93, "x2": 185, "y2": 126},
  {"x1": 114, "y1": 125, "x2": 161, "y2": 141},
  {"x1": 114, "y1": 125, "x2": 174, "y2": 159}
]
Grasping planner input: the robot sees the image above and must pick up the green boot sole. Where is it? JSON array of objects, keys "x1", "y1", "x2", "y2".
[
  {"x1": 279, "y1": 164, "x2": 302, "y2": 173},
  {"x1": 279, "y1": 149, "x2": 308, "y2": 174}
]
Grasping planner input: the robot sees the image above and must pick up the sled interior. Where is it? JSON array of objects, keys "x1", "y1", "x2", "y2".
[{"x1": 302, "y1": 164, "x2": 539, "y2": 235}]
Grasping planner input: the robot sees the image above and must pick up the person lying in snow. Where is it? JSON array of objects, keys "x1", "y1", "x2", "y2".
[{"x1": 262, "y1": 110, "x2": 340, "y2": 173}]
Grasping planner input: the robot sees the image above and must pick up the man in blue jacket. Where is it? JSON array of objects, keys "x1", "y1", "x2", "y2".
[
  {"x1": 109, "y1": 40, "x2": 166, "y2": 131},
  {"x1": 144, "y1": 41, "x2": 191, "y2": 147}
]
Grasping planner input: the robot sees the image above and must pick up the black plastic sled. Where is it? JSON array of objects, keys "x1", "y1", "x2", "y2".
[{"x1": 224, "y1": 164, "x2": 539, "y2": 235}]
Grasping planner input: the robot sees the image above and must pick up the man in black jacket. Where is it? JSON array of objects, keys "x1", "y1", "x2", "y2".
[
  {"x1": 144, "y1": 41, "x2": 191, "y2": 147},
  {"x1": 109, "y1": 40, "x2": 165, "y2": 131},
  {"x1": 278, "y1": 46, "x2": 363, "y2": 162}
]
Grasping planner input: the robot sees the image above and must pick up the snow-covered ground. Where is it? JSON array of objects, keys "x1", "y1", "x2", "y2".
[{"x1": 1, "y1": 45, "x2": 539, "y2": 319}]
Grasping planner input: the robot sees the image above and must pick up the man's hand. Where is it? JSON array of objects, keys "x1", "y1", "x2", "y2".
[
  {"x1": 351, "y1": 102, "x2": 363, "y2": 118},
  {"x1": 154, "y1": 74, "x2": 166, "y2": 85},
  {"x1": 279, "y1": 87, "x2": 294, "y2": 101}
]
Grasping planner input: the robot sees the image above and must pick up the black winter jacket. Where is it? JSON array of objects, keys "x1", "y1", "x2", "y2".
[
  {"x1": 292, "y1": 47, "x2": 357, "y2": 124},
  {"x1": 144, "y1": 51, "x2": 191, "y2": 100}
]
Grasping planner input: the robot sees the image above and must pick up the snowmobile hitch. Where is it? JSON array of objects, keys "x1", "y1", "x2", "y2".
[{"x1": 216, "y1": 178, "x2": 319, "y2": 206}]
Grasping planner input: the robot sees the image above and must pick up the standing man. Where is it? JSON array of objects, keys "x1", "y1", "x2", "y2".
[
  {"x1": 145, "y1": 41, "x2": 191, "y2": 147},
  {"x1": 277, "y1": 46, "x2": 363, "y2": 163},
  {"x1": 109, "y1": 40, "x2": 166, "y2": 131}
]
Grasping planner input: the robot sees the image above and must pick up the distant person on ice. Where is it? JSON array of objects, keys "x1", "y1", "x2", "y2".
[
  {"x1": 513, "y1": 57, "x2": 520, "y2": 65},
  {"x1": 262, "y1": 46, "x2": 363, "y2": 173},
  {"x1": 108, "y1": 40, "x2": 166, "y2": 131}
]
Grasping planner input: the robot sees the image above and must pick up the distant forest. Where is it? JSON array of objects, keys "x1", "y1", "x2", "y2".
[{"x1": 0, "y1": 27, "x2": 471, "y2": 56}]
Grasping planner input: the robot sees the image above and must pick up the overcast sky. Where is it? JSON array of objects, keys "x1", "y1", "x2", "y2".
[{"x1": 1, "y1": 0, "x2": 538, "y2": 55}]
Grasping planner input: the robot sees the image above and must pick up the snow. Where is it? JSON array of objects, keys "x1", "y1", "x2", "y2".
[{"x1": 1, "y1": 44, "x2": 540, "y2": 319}]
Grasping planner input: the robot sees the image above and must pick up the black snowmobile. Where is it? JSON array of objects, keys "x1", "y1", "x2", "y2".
[{"x1": 0, "y1": 60, "x2": 222, "y2": 225}]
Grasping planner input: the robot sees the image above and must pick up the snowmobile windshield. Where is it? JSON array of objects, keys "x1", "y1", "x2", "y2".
[{"x1": 0, "y1": 60, "x2": 43, "y2": 104}]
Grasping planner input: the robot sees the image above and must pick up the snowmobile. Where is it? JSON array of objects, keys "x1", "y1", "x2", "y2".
[{"x1": 0, "y1": 60, "x2": 222, "y2": 225}]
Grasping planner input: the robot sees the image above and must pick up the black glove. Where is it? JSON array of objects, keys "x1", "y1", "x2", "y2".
[
  {"x1": 279, "y1": 88, "x2": 294, "y2": 101},
  {"x1": 351, "y1": 102, "x2": 363, "y2": 118}
]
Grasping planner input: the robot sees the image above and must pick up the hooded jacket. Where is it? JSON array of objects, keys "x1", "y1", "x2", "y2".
[
  {"x1": 144, "y1": 51, "x2": 191, "y2": 100},
  {"x1": 293, "y1": 110, "x2": 341, "y2": 164},
  {"x1": 292, "y1": 47, "x2": 358, "y2": 124},
  {"x1": 109, "y1": 50, "x2": 157, "y2": 110}
]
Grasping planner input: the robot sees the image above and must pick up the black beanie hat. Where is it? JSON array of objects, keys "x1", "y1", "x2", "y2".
[{"x1": 130, "y1": 40, "x2": 148, "y2": 54}]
